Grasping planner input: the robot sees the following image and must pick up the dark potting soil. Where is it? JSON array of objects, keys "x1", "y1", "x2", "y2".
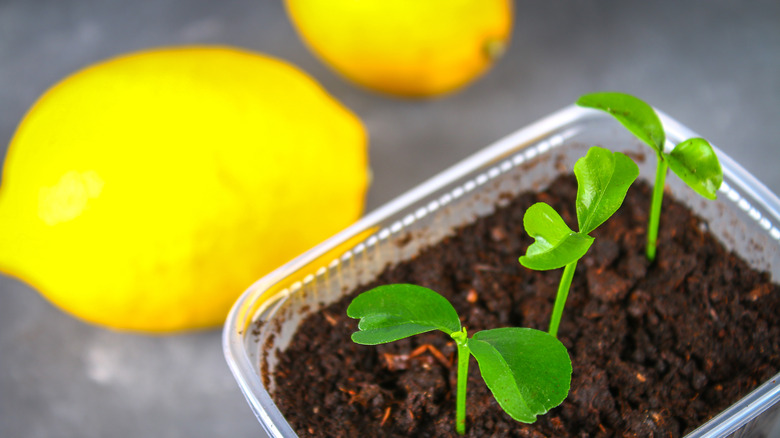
[{"x1": 271, "y1": 175, "x2": 780, "y2": 437}]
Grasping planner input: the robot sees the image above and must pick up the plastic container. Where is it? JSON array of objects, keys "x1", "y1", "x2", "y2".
[{"x1": 223, "y1": 105, "x2": 780, "y2": 438}]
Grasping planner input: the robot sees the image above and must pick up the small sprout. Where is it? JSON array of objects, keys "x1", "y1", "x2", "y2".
[
  {"x1": 347, "y1": 284, "x2": 572, "y2": 434},
  {"x1": 520, "y1": 146, "x2": 639, "y2": 337},
  {"x1": 576, "y1": 92, "x2": 723, "y2": 261}
]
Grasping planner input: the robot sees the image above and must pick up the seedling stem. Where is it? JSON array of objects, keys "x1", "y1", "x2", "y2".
[
  {"x1": 647, "y1": 153, "x2": 668, "y2": 260},
  {"x1": 451, "y1": 328, "x2": 469, "y2": 435},
  {"x1": 549, "y1": 260, "x2": 577, "y2": 337}
]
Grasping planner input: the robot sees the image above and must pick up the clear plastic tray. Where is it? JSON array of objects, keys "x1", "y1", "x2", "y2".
[{"x1": 223, "y1": 105, "x2": 780, "y2": 438}]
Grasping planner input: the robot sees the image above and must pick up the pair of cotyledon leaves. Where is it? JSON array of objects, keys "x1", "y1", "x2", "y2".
[
  {"x1": 577, "y1": 92, "x2": 723, "y2": 201},
  {"x1": 520, "y1": 146, "x2": 639, "y2": 271},
  {"x1": 347, "y1": 284, "x2": 572, "y2": 424}
]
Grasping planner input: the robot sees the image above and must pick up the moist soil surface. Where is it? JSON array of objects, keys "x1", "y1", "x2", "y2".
[{"x1": 271, "y1": 175, "x2": 780, "y2": 437}]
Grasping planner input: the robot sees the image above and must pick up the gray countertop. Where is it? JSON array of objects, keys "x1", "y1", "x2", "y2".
[{"x1": 1, "y1": 1, "x2": 778, "y2": 437}]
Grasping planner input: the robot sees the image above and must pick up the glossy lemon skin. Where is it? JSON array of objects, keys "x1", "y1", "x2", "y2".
[
  {"x1": 285, "y1": 0, "x2": 513, "y2": 97},
  {"x1": 0, "y1": 46, "x2": 369, "y2": 332}
]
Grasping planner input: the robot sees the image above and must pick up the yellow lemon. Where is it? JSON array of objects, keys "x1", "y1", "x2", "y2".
[
  {"x1": 284, "y1": 0, "x2": 513, "y2": 97},
  {"x1": 0, "y1": 46, "x2": 369, "y2": 332}
]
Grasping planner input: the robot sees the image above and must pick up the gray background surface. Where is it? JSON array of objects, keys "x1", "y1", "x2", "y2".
[{"x1": 1, "y1": 1, "x2": 778, "y2": 437}]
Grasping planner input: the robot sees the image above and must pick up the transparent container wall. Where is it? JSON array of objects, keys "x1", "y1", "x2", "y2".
[{"x1": 224, "y1": 105, "x2": 780, "y2": 438}]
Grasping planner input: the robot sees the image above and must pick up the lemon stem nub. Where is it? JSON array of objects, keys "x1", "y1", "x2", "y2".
[{"x1": 484, "y1": 38, "x2": 507, "y2": 61}]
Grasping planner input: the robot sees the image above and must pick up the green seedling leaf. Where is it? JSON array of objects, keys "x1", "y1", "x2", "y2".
[
  {"x1": 519, "y1": 202, "x2": 594, "y2": 270},
  {"x1": 576, "y1": 91, "x2": 724, "y2": 262},
  {"x1": 577, "y1": 92, "x2": 665, "y2": 153},
  {"x1": 667, "y1": 137, "x2": 723, "y2": 200},
  {"x1": 347, "y1": 284, "x2": 461, "y2": 345},
  {"x1": 348, "y1": 285, "x2": 573, "y2": 433},
  {"x1": 469, "y1": 328, "x2": 572, "y2": 423},
  {"x1": 520, "y1": 145, "x2": 638, "y2": 337},
  {"x1": 574, "y1": 146, "x2": 640, "y2": 234}
]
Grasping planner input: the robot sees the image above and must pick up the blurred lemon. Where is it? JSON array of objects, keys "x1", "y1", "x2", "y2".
[
  {"x1": 0, "y1": 46, "x2": 368, "y2": 332},
  {"x1": 284, "y1": 0, "x2": 513, "y2": 97}
]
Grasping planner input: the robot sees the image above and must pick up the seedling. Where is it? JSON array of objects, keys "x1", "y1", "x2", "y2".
[
  {"x1": 347, "y1": 284, "x2": 572, "y2": 434},
  {"x1": 519, "y1": 146, "x2": 639, "y2": 337},
  {"x1": 576, "y1": 92, "x2": 723, "y2": 261}
]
